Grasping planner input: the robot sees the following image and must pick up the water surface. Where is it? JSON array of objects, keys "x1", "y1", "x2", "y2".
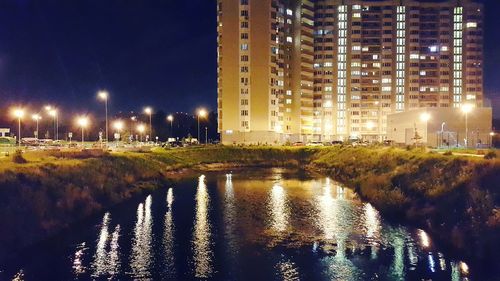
[{"x1": 1, "y1": 169, "x2": 476, "y2": 280}]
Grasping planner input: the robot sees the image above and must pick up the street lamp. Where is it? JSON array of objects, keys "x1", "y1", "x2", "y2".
[
  {"x1": 144, "y1": 107, "x2": 153, "y2": 141},
  {"x1": 197, "y1": 108, "x2": 207, "y2": 144},
  {"x1": 98, "y1": 90, "x2": 109, "y2": 145},
  {"x1": 12, "y1": 108, "x2": 25, "y2": 147},
  {"x1": 490, "y1": 131, "x2": 495, "y2": 148},
  {"x1": 32, "y1": 114, "x2": 42, "y2": 140},
  {"x1": 113, "y1": 120, "x2": 124, "y2": 141},
  {"x1": 420, "y1": 112, "x2": 431, "y2": 122},
  {"x1": 137, "y1": 124, "x2": 146, "y2": 142},
  {"x1": 46, "y1": 107, "x2": 58, "y2": 141},
  {"x1": 167, "y1": 114, "x2": 174, "y2": 138},
  {"x1": 77, "y1": 116, "x2": 89, "y2": 145},
  {"x1": 461, "y1": 104, "x2": 474, "y2": 148}
]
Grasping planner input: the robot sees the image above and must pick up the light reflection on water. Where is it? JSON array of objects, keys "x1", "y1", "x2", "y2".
[
  {"x1": 4, "y1": 169, "x2": 478, "y2": 280},
  {"x1": 163, "y1": 188, "x2": 176, "y2": 279},
  {"x1": 192, "y1": 175, "x2": 213, "y2": 278},
  {"x1": 129, "y1": 195, "x2": 153, "y2": 279},
  {"x1": 269, "y1": 184, "x2": 289, "y2": 233}
]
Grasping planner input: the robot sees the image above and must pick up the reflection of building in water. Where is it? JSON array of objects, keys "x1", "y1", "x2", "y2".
[
  {"x1": 363, "y1": 203, "x2": 381, "y2": 259},
  {"x1": 269, "y1": 184, "x2": 289, "y2": 232},
  {"x1": 163, "y1": 188, "x2": 176, "y2": 279},
  {"x1": 192, "y1": 175, "x2": 213, "y2": 278},
  {"x1": 130, "y1": 195, "x2": 153, "y2": 279}
]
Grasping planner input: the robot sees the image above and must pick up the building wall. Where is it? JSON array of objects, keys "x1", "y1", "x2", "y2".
[
  {"x1": 218, "y1": 0, "x2": 484, "y2": 144},
  {"x1": 387, "y1": 107, "x2": 492, "y2": 147}
]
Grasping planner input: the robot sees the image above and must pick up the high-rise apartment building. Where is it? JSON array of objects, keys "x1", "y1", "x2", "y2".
[{"x1": 217, "y1": 0, "x2": 483, "y2": 144}]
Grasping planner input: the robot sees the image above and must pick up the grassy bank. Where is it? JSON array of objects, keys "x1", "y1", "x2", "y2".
[
  {"x1": 311, "y1": 146, "x2": 500, "y2": 259},
  {"x1": 0, "y1": 146, "x2": 498, "y2": 262},
  {"x1": 0, "y1": 147, "x2": 312, "y2": 256}
]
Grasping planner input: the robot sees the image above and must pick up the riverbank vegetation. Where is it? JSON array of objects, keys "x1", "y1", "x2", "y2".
[{"x1": 0, "y1": 146, "x2": 498, "y2": 262}]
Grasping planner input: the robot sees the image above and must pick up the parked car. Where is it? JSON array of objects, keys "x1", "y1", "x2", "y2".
[
  {"x1": 331, "y1": 140, "x2": 343, "y2": 145},
  {"x1": 292, "y1": 142, "x2": 305, "y2": 146},
  {"x1": 306, "y1": 141, "x2": 324, "y2": 147}
]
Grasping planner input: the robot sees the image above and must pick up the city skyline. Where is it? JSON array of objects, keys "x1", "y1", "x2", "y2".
[{"x1": 0, "y1": 0, "x2": 500, "y2": 121}]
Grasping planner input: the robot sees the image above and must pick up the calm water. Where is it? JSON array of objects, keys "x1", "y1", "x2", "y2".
[{"x1": 1, "y1": 169, "x2": 479, "y2": 280}]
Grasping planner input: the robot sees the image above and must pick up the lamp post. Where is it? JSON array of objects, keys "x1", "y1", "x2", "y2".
[
  {"x1": 13, "y1": 108, "x2": 25, "y2": 147},
  {"x1": 205, "y1": 126, "x2": 208, "y2": 144},
  {"x1": 32, "y1": 114, "x2": 42, "y2": 140},
  {"x1": 441, "y1": 122, "x2": 446, "y2": 148},
  {"x1": 416, "y1": 112, "x2": 431, "y2": 146},
  {"x1": 144, "y1": 107, "x2": 152, "y2": 142},
  {"x1": 98, "y1": 91, "x2": 109, "y2": 146},
  {"x1": 167, "y1": 114, "x2": 174, "y2": 138},
  {"x1": 113, "y1": 120, "x2": 124, "y2": 142},
  {"x1": 46, "y1": 107, "x2": 58, "y2": 141},
  {"x1": 461, "y1": 104, "x2": 473, "y2": 148},
  {"x1": 490, "y1": 132, "x2": 495, "y2": 148},
  {"x1": 77, "y1": 117, "x2": 89, "y2": 145},
  {"x1": 137, "y1": 124, "x2": 146, "y2": 143},
  {"x1": 197, "y1": 108, "x2": 207, "y2": 144}
]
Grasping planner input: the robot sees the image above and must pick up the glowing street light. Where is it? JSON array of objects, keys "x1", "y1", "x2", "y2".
[
  {"x1": 98, "y1": 90, "x2": 109, "y2": 145},
  {"x1": 420, "y1": 112, "x2": 431, "y2": 122},
  {"x1": 77, "y1": 116, "x2": 89, "y2": 144},
  {"x1": 112, "y1": 120, "x2": 124, "y2": 141},
  {"x1": 144, "y1": 107, "x2": 153, "y2": 141},
  {"x1": 197, "y1": 108, "x2": 207, "y2": 144},
  {"x1": 137, "y1": 124, "x2": 146, "y2": 142},
  {"x1": 167, "y1": 114, "x2": 174, "y2": 137},
  {"x1": 12, "y1": 108, "x2": 25, "y2": 147},
  {"x1": 366, "y1": 121, "x2": 375, "y2": 130},
  {"x1": 32, "y1": 114, "x2": 42, "y2": 140},
  {"x1": 461, "y1": 104, "x2": 474, "y2": 148}
]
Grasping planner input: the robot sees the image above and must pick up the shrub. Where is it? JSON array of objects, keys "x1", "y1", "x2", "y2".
[
  {"x1": 443, "y1": 150, "x2": 453, "y2": 156},
  {"x1": 12, "y1": 150, "x2": 27, "y2": 164},
  {"x1": 484, "y1": 150, "x2": 497, "y2": 160}
]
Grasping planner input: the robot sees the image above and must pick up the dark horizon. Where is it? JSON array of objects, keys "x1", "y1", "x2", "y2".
[{"x1": 0, "y1": 0, "x2": 499, "y2": 127}]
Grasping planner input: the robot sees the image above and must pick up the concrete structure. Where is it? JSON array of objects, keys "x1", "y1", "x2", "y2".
[
  {"x1": 0, "y1": 128, "x2": 10, "y2": 137},
  {"x1": 386, "y1": 107, "x2": 492, "y2": 148},
  {"x1": 217, "y1": 0, "x2": 484, "y2": 144}
]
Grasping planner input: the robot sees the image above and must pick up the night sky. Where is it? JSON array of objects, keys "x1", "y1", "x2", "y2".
[{"x1": 0, "y1": 0, "x2": 499, "y2": 121}]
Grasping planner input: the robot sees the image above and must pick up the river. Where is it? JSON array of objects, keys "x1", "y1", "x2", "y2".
[{"x1": 1, "y1": 169, "x2": 478, "y2": 280}]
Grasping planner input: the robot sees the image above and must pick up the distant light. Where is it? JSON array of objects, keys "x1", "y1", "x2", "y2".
[
  {"x1": 429, "y1": 45, "x2": 438, "y2": 53},
  {"x1": 144, "y1": 107, "x2": 152, "y2": 115},
  {"x1": 32, "y1": 114, "x2": 42, "y2": 121},
  {"x1": 98, "y1": 90, "x2": 109, "y2": 100},
  {"x1": 461, "y1": 103, "x2": 474, "y2": 114},
  {"x1": 490, "y1": 132, "x2": 495, "y2": 137},
  {"x1": 12, "y1": 108, "x2": 25, "y2": 119},
  {"x1": 198, "y1": 108, "x2": 207, "y2": 118},
  {"x1": 420, "y1": 112, "x2": 431, "y2": 122},
  {"x1": 137, "y1": 124, "x2": 146, "y2": 133},
  {"x1": 167, "y1": 115, "x2": 174, "y2": 122},
  {"x1": 366, "y1": 121, "x2": 375, "y2": 130},
  {"x1": 48, "y1": 109, "x2": 57, "y2": 117},
  {"x1": 77, "y1": 116, "x2": 89, "y2": 128},
  {"x1": 113, "y1": 120, "x2": 124, "y2": 131}
]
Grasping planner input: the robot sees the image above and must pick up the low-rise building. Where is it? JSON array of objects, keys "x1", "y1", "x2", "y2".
[{"x1": 386, "y1": 107, "x2": 492, "y2": 148}]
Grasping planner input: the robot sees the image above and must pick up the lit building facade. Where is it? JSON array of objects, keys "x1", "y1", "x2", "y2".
[{"x1": 217, "y1": 0, "x2": 484, "y2": 144}]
